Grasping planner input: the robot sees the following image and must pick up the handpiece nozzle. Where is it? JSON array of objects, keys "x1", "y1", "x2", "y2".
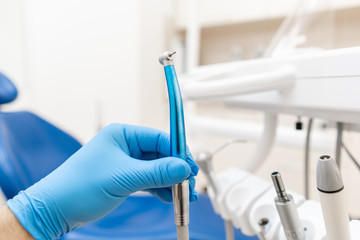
[
  {"x1": 159, "y1": 51, "x2": 176, "y2": 66},
  {"x1": 271, "y1": 172, "x2": 289, "y2": 201},
  {"x1": 169, "y1": 51, "x2": 176, "y2": 58}
]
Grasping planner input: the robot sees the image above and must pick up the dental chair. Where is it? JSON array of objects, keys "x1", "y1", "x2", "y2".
[
  {"x1": 0, "y1": 72, "x2": 255, "y2": 240},
  {"x1": 0, "y1": 72, "x2": 82, "y2": 198}
]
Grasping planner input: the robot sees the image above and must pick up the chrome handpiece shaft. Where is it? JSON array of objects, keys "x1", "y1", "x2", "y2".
[{"x1": 272, "y1": 172, "x2": 289, "y2": 201}]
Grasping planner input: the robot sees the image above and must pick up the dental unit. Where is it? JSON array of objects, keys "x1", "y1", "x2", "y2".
[
  {"x1": 202, "y1": 161, "x2": 356, "y2": 240},
  {"x1": 174, "y1": 0, "x2": 360, "y2": 238},
  {"x1": 176, "y1": 47, "x2": 360, "y2": 240},
  {"x1": 159, "y1": 51, "x2": 189, "y2": 240}
]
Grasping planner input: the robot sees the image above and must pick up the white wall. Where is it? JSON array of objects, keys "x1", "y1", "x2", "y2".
[
  {"x1": 0, "y1": 0, "x2": 25, "y2": 91},
  {"x1": 175, "y1": 0, "x2": 360, "y2": 29},
  {"x1": 136, "y1": 0, "x2": 176, "y2": 131},
  {"x1": 0, "y1": 0, "x2": 174, "y2": 143}
]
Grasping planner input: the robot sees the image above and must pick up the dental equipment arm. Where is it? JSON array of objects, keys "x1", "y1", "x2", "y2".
[
  {"x1": 316, "y1": 155, "x2": 351, "y2": 240},
  {"x1": 159, "y1": 51, "x2": 190, "y2": 240},
  {"x1": 182, "y1": 66, "x2": 295, "y2": 100},
  {"x1": 272, "y1": 172, "x2": 305, "y2": 240},
  {"x1": 182, "y1": 62, "x2": 291, "y2": 174}
]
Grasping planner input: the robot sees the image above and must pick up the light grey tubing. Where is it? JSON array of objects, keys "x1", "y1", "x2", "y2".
[
  {"x1": 257, "y1": 218, "x2": 269, "y2": 240},
  {"x1": 257, "y1": 232, "x2": 266, "y2": 240},
  {"x1": 176, "y1": 226, "x2": 189, "y2": 240},
  {"x1": 341, "y1": 140, "x2": 360, "y2": 171},
  {"x1": 335, "y1": 122, "x2": 343, "y2": 168},
  {"x1": 225, "y1": 220, "x2": 234, "y2": 240},
  {"x1": 211, "y1": 139, "x2": 247, "y2": 156},
  {"x1": 304, "y1": 118, "x2": 313, "y2": 200}
]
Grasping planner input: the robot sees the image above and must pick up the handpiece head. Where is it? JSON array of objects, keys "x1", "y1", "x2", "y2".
[{"x1": 159, "y1": 51, "x2": 176, "y2": 66}]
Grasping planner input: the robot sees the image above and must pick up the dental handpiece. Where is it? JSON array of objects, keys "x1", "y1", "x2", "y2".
[
  {"x1": 316, "y1": 155, "x2": 351, "y2": 240},
  {"x1": 271, "y1": 172, "x2": 305, "y2": 240},
  {"x1": 159, "y1": 51, "x2": 189, "y2": 240}
]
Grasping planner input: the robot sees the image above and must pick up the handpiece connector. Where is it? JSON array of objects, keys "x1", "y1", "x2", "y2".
[{"x1": 271, "y1": 172, "x2": 289, "y2": 201}]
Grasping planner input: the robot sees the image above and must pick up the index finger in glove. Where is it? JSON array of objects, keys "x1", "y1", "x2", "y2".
[{"x1": 104, "y1": 123, "x2": 199, "y2": 177}]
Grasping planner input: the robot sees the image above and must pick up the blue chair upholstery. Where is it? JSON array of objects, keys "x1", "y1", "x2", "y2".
[
  {"x1": 0, "y1": 72, "x2": 18, "y2": 104},
  {"x1": 0, "y1": 111, "x2": 82, "y2": 198},
  {"x1": 62, "y1": 194, "x2": 258, "y2": 240}
]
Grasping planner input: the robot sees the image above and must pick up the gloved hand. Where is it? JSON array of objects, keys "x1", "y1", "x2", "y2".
[{"x1": 7, "y1": 123, "x2": 199, "y2": 240}]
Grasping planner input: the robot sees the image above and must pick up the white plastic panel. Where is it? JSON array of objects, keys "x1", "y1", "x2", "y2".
[
  {"x1": 207, "y1": 168, "x2": 250, "y2": 219},
  {"x1": 227, "y1": 76, "x2": 360, "y2": 124},
  {"x1": 224, "y1": 175, "x2": 272, "y2": 235},
  {"x1": 183, "y1": 47, "x2": 360, "y2": 124},
  {"x1": 225, "y1": 48, "x2": 360, "y2": 124}
]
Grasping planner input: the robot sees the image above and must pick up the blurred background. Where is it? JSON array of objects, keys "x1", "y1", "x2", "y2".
[{"x1": 1, "y1": 0, "x2": 360, "y2": 216}]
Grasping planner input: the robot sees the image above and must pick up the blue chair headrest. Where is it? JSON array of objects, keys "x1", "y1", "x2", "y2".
[{"x1": 0, "y1": 72, "x2": 18, "y2": 104}]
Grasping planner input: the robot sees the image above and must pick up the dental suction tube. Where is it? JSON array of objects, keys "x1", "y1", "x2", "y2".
[
  {"x1": 159, "y1": 51, "x2": 190, "y2": 240},
  {"x1": 271, "y1": 172, "x2": 305, "y2": 240},
  {"x1": 316, "y1": 155, "x2": 351, "y2": 240}
]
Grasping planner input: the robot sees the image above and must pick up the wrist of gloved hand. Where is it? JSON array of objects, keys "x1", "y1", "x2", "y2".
[{"x1": 7, "y1": 123, "x2": 199, "y2": 240}]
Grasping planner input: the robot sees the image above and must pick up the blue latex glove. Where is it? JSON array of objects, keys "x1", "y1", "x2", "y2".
[{"x1": 7, "y1": 124, "x2": 199, "y2": 240}]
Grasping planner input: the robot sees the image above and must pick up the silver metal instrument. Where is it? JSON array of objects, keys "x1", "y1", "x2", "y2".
[{"x1": 271, "y1": 172, "x2": 305, "y2": 240}]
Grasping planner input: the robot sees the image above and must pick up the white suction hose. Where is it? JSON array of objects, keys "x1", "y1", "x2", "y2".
[
  {"x1": 243, "y1": 113, "x2": 278, "y2": 172},
  {"x1": 190, "y1": 113, "x2": 278, "y2": 173}
]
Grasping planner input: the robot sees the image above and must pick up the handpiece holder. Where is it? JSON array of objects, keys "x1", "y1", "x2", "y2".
[
  {"x1": 316, "y1": 155, "x2": 351, "y2": 240},
  {"x1": 159, "y1": 51, "x2": 190, "y2": 237}
]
